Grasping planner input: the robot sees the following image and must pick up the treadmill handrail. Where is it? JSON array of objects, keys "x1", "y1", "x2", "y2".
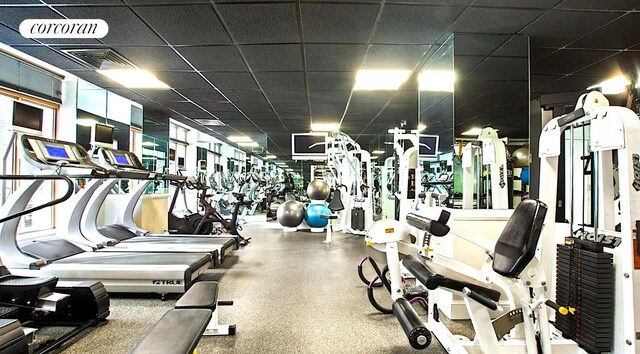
[{"x1": 0, "y1": 175, "x2": 74, "y2": 224}]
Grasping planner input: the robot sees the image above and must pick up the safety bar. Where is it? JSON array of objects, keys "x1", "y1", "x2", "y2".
[
  {"x1": 462, "y1": 287, "x2": 501, "y2": 311},
  {"x1": 406, "y1": 210, "x2": 451, "y2": 237},
  {"x1": 0, "y1": 175, "x2": 74, "y2": 224},
  {"x1": 392, "y1": 298, "x2": 431, "y2": 349}
]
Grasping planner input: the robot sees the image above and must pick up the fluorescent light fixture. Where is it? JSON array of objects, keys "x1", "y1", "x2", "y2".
[
  {"x1": 462, "y1": 128, "x2": 483, "y2": 136},
  {"x1": 96, "y1": 69, "x2": 170, "y2": 89},
  {"x1": 371, "y1": 150, "x2": 385, "y2": 154},
  {"x1": 76, "y1": 118, "x2": 98, "y2": 127},
  {"x1": 141, "y1": 141, "x2": 158, "y2": 147},
  {"x1": 238, "y1": 142, "x2": 259, "y2": 147},
  {"x1": 418, "y1": 124, "x2": 426, "y2": 131},
  {"x1": 587, "y1": 75, "x2": 631, "y2": 94},
  {"x1": 228, "y1": 135, "x2": 253, "y2": 143},
  {"x1": 354, "y1": 70, "x2": 411, "y2": 91},
  {"x1": 419, "y1": 70, "x2": 455, "y2": 92},
  {"x1": 311, "y1": 122, "x2": 340, "y2": 132},
  {"x1": 265, "y1": 155, "x2": 277, "y2": 159},
  {"x1": 275, "y1": 162, "x2": 287, "y2": 165}
]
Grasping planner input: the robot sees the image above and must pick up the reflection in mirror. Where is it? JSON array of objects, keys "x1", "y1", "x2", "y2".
[
  {"x1": 418, "y1": 35, "x2": 455, "y2": 208},
  {"x1": 454, "y1": 34, "x2": 530, "y2": 210},
  {"x1": 141, "y1": 113, "x2": 168, "y2": 195}
]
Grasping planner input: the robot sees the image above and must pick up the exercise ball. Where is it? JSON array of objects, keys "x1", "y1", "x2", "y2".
[
  {"x1": 512, "y1": 146, "x2": 530, "y2": 168},
  {"x1": 520, "y1": 167, "x2": 530, "y2": 185},
  {"x1": 306, "y1": 179, "x2": 330, "y2": 201},
  {"x1": 304, "y1": 203, "x2": 330, "y2": 228},
  {"x1": 277, "y1": 200, "x2": 305, "y2": 228}
]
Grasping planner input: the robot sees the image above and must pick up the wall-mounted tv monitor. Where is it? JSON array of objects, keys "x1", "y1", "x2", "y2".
[
  {"x1": 93, "y1": 123, "x2": 114, "y2": 144},
  {"x1": 13, "y1": 102, "x2": 43, "y2": 131},
  {"x1": 419, "y1": 135, "x2": 439, "y2": 158},
  {"x1": 292, "y1": 133, "x2": 327, "y2": 160}
]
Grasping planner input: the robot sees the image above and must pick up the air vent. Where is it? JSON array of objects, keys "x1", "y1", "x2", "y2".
[
  {"x1": 195, "y1": 119, "x2": 226, "y2": 126},
  {"x1": 62, "y1": 48, "x2": 135, "y2": 70}
]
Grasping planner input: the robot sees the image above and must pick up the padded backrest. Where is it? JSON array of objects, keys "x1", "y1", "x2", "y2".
[
  {"x1": 328, "y1": 189, "x2": 345, "y2": 212},
  {"x1": 492, "y1": 199, "x2": 547, "y2": 277}
]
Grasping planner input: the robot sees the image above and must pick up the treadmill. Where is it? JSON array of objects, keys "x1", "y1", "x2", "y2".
[
  {"x1": 94, "y1": 147, "x2": 239, "y2": 249},
  {"x1": 74, "y1": 147, "x2": 235, "y2": 264},
  {"x1": 0, "y1": 135, "x2": 211, "y2": 294}
]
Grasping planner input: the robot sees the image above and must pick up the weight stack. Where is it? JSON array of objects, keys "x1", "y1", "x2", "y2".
[{"x1": 555, "y1": 243, "x2": 613, "y2": 353}]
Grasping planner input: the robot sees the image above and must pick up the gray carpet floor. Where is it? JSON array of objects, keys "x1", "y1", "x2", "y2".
[{"x1": 46, "y1": 220, "x2": 454, "y2": 353}]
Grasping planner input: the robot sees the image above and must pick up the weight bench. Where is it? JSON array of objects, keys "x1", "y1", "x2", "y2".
[
  {"x1": 175, "y1": 281, "x2": 236, "y2": 336},
  {"x1": 129, "y1": 309, "x2": 211, "y2": 354}
]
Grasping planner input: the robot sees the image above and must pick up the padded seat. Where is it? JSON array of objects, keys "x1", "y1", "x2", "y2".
[
  {"x1": 129, "y1": 309, "x2": 211, "y2": 354},
  {"x1": 402, "y1": 255, "x2": 501, "y2": 302},
  {"x1": 176, "y1": 281, "x2": 218, "y2": 311}
]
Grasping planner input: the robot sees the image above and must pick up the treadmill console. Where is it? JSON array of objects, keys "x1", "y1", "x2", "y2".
[
  {"x1": 101, "y1": 148, "x2": 145, "y2": 171},
  {"x1": 20, "y1": 135, "x2": 104, "y2": 175}
]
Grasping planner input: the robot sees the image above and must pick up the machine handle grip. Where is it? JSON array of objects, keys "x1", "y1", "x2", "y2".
[
  {"x1": 462, "y1": 287, "x2": 500, "y2": 311},
  {"x1": 392, "y1": 298, "x2": 431, "y2": 349},
  {"x1": 545, "y1": 300, "x2": 574, "y2": 315},
  {"x1": 0, "y1": 175, "x2": 74, "y2": 224}
]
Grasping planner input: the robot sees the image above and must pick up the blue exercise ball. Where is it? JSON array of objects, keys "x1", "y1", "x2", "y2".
[
  {"x1": 277, "y1": 200, "x2": 305, "y2": 228},
  {"x1": 520, "y1": 167, "x2": 530, "y2": 185},
  {"x1": 304, "y1": 203, "x2": 330, "y2": 228}
]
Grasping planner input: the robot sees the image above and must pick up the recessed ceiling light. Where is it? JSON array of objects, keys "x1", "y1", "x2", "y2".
[
  {"x1": 418, "y1": 124, "x2": 426, "y2": 131},
  {"x1": 587, "y1": 75, "x2": 631, "y2": 94},
  {"x1": 238, "y1": 142, "x2": 259, "y2": 147},
  {"x1": 228, "y1": 135, "x2": 253, "y2": 143},
  {"x1": 354, "y1": 70, "x2": 411, "y2": 91},
  {"x1": 96, "y1": 69, "x2": 170, "y2": 89},
  {"x1": 462, "y1": 128, "x2": 484, "y2": 136},
  {"x1": 275, "y1": 162, "x2": 287, "y2": 165},
  {"x1": 419, "y1": 70, "x2": 455, "y2": 92},
  {"x1": 311, "y1": 122, "x2": 340, "y2": 132},
  {"x1": 265, "y1": 155, "x2": 277, "y2": 159},
  {"x1": 371, "y1": 150, "x2": 385, "y2": 154}
]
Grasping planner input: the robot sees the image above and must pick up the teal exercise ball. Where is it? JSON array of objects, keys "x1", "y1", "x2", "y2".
[{"x1": 304, "y1": 203, "x2": 330, "y2": 228}]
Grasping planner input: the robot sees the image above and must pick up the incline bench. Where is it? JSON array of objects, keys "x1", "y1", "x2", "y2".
[{"x1": 130, "y1": 281, "x2": 235, "y2": 354}]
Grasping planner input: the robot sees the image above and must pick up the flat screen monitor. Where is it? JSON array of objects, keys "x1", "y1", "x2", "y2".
[
  {"x1": 94, "y1": 123, "x2": 114, "y2": 144},
  {"x1": 419, "y1": 135, "x2": 439, "y2": 158},
  {"x1": 292, "y1": 133, "x2": 327, "y2": 160},
  {"x1": 40, "y1": 142, "x2": 76, "y2": 162},
  {"x1": 13, "y1": 102, "x2": 43, "y2": 131}
]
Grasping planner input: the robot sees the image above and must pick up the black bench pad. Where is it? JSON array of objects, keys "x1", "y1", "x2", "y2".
[
  {"x1": 129, "y1": 309, "x2": 211, "y2": 354},
  {"x1": 320, "y1": 215, "x2": 338, "y2": 220},
  {"x1": 402, "y1": 255, "x2": 501, "y2": 302},
  {"x1": 176, "y1": 281, "x2": 218, "y2": 311}
]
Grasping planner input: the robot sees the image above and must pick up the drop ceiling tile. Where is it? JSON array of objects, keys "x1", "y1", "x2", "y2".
[
  {"x1": 572, "y1": 51, "x2": 640, "y2": 77},
  {"x1": 132, "y1": 89, "x2": 187, "y2": 102},
  {"x1": 202, "y1": 72, "x2": 258, "y2": 90},
  {"x1": 177, "y1": 46, "x2": 248, "y2": 71},
  {"x1": 265, "y1": 91, "x2": 308, "y2": 103},
  {"x1": 301, "y1": 3, "x2": 379, "y2": 43},
  {"x1": 177, "y1": 88, "x2": 226, "y2": 103},
  {"x1": 135, "y1": 4, "x2": 230, "y2": 45},
  {"x1": 155, "y1": 71, "x2": 212, "y2": 89},
  {"x1": 569, "y1": 13, "x2": 640, "y2": 50},
  {"x1": 523, "y1": 10, "x2": 620, "y2": 48},
  {"x1": 374, "y1": 5, "x2": 464, "y2": 44},
  {"x1": 556, "y1": 0, "x2": 638, "y2": 11},
  {"x1": 307, "y1": 72, "x2": 356, "y2": 91},
  {"x1": 217, "y1": 3, "x2": 299, "y2": 43},
  {"x1": 56, "y1": 6, "x2": 164, "y2": 45},
  {"x1": 309, "y1": 91, "x2": 351, "y2": 104},
  {"x1": 255, "y1": 72, "x2": 305, "y2": 91},
  {"x1": 223, "y1": 89, "x2": 267, "y2": 103},
  {"x1": 453, "y1": 7, "x2": 544, "y2": 33},
  {"x1": 113, "y1": 47, "x2": 192, "y2": 70},
  {"x1": 305, "y1": 44, "x2": 366, "y2": 71},
  {"x1": 364, "y1": 44, "x2": 430, "y2": 70},
  {"x1": 241, "y1": 44, "x2": 303, "y2": 71},
  {"x1": 471, "y1": 0, "x2": 561, "y2": 8},
  {"x1": 0, "y1": 24, "x2": 36, "y2": 45},
  {"x1": 531, "y1": 49, "x2": 613, "y2": 75},
  {"x1": 235, "y1": 101, "x2": 272, "y2": 113}
]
